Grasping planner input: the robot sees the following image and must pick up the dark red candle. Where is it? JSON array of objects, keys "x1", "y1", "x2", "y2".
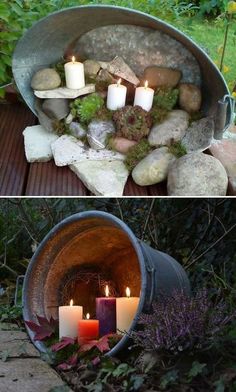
[
  {"x1": 78, "y1": 313, "x2": 99, "y2": 345},
  {"x1": 96, "y1": 285, "x2": 116, "y2": 336}
]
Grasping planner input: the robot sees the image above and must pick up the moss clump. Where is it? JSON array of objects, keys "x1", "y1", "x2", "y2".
[
  {"x1": 153, "y1": 87, "x2": 179, "y2": 111},
  {"x1": 96, "y1": 106, "x2": 113, "y2": 122},
  {"x1": 125, "y1": 139, "x2": 153, "y2": 172},
  {"x1": 52, "y1": 119, "x2": 69, "y2": 136},
  {"x1": 70, "y1": 93, "x2": 104, "y2": 125},
  {"x1": 168, "y1": 141, "x2": 187, "y2": 158},
  {"x1": 150, "y1": 106, "x2": 169, "y2": 125},
  {"x1": 113, "y1": 105, "x2": 153, "y2": 142},
  {"x1": 52, "y1": 60, "x2": 66, "y2": 86}
]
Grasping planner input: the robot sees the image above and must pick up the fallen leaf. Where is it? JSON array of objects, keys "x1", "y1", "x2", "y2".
[
  {"x1": 25, "y1": 315, "x2": 57, "y2": 341},
  {"x1": 51, "y1": 337, "x2": 76, "y2": 352},
  {"x1": 79, "y1": 334, "x2": 121, "y2": 353},
  {"x1": 57, "y1": 352, "x2": 78, "y2": 371}
]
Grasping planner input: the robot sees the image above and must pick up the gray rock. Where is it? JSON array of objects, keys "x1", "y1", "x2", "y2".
[
  {"x1": 73, "y1": 25, "x2": 201, "y2": 85},
  {"x1": 31, "y1": 68, "x2": 61, "y2": 90},
  {"x1": 179, "y1": 83, "x2": 202, "y2": 113},
  {"x1": 148, "y1": 110, "x2": 189, "y2": 146},
  {"x1": 69, "y1": 122, "x2": 86, "y2": 138},
  {"x1": 42, "y1": 98, "x2": 70, "y2": 120},
  {"x1": 65, "y1": 113, "x2": 73, "y2": 124},
  {"x1": 142, "y1": 66, "x2": 182, "y2": 88},
  {"x1": 84, "y1": 59, "x2": 101, "y2": 77},
  {"x1": 34, "y1": 98, "x2": 54, "y2": 132},
  {"x1": 87, "y1": 120, "x2": 115, "y2": 150},
  {"x1": 109, "y1": 137, "x2": 137, "y2": 154},
  {"x1": 132, "y1": 147, "x2": 176, "y2": 186},
  {"x1": 105, "y1": 56, "x2": 140, "y2": 86},
  {"x1": 182, "y1": 117, "x2": 214, "y2": 152},
  {"x1": 167, "y1": 152, "x2": 228, "y2": 196}
]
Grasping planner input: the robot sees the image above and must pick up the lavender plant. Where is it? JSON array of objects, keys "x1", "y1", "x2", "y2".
[{"x1": 133, "y1": 289, "x2": 235, "y2": 355}]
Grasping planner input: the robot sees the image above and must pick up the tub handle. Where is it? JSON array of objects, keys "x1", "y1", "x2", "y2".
[
  {"x1": 222, "y1": 94, "x2": 235, "y2": 131},
  {"x1": 14, "y1": 275, "x2": 25, "y2": 307},
  {"x1": 139, "y1": 241, "x2": 156, "y2": 309}
]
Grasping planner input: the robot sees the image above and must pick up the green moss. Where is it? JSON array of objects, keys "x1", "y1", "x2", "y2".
[
  {"x1": 168, "y1": 141, "x2": 187, "y2": 158},
  {"x1": 52, "y1": 60, "x2": 66, "y2": 86},
  {"x1": 52, "y1": 120, "x2": 69, "y2": 136},
  {"x1": 70, "y1": 93, "x2": 104, "y2": 125},
  {"x1": 153, "y1": 88, "x2": 179, "y2": 111},
  {"x1": 125, "y1": 139, "x2": 153, "y2": 172},
  {"x1": 150, "y1": 106, "x2": 169, "y2": 124},
  {"x1": 96, "y1": 106, "x2": 113, "y2": 122}
]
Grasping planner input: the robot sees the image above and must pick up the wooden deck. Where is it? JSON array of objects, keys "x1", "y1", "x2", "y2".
[{"x1": 0, "y1": 102, "x2": 167, "y2": 196}]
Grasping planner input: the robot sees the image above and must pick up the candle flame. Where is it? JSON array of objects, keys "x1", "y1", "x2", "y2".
[
  {"x1": 144, "y1": 80, "x2": 148, "y2": 89},
  {"x1": 70, "y1": 299, "x2": 73, "y2": 306},
  {"x1": 126, "y1": 287, "x2": 131, "y2": 298},
  {"x1": 117, "y1": 78, "x2": 122, "y2": 87},
  {"x1": 72, "y1": 56, "x2": 75, "y2": 64},
  {"x1": 86, "y1": 313, "x2": 90, "y2": 320},
  {"x1": 105, "y1": 285, "x2": 109, "y2": 297}
]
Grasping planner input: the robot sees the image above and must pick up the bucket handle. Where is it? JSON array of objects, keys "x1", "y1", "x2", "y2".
[
  {"x1": 139, "y1": 241, "x2": 156, "y2": 309},
  {"x1": 14, "y1": 275, "x2": 25, "y2": 307},
  {"x1": 221, "y1": 94, "x2": 236, "y2": 132}
]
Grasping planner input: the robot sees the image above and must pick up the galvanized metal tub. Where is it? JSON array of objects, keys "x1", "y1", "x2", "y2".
[
  {"x1": 12, "y1": 5, "x2": 232, "y2": 130},
  {"x1": 23, "y1": 210, "x2": 190, "y2": 356}
]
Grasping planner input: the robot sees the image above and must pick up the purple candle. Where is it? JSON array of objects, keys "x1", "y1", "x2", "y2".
[{"x1": 96, "y1": 285, "x2": 116, "y2": 336}]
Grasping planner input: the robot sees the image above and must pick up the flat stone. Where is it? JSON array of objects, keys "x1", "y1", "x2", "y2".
[
  {"x1": 70, "y1": 160, "x2": 128, "y2": 196},
  {"x1": 73, "y1": 25, "x2": 201, "y2": 85},
  {"x1": 0, "y1": 330, "x2": 39, "y2": 358},
  {"x1": 182, "y1": 117, "x2": 214, "y2": 152},
  {"x1": 132, "y1": 147, "x2": 176, "y2": 186},
  {"x1": 51, "y1": 135, "x2": 124, "y2": 166},
  {"x1": 209, "y1": 139, "x2": 236, "y2": 194},
  {"x1": 142, "y1": 66, "x2": 182, "y2": 88},
  {"x1": 105, "y1": 56, "x2": 140, "y2": 85},
  {"x1": 179, "y1": 83, "x2": 202, "y2": 113},
  {"x1": 34, "y1": 84, "x2": 95, "y2": 99},
  {"x1": 42, "y1": 98, "x2": 70, "y2": 120},
  {"x1": 148, "y1": 110, "x2": 189, "y2": 146},
  {"x1": 87, "y1": 120, "x2": 115, "y2": 150},
  {"x1": 0, "y1": 358, "x2": 70, "y2": 392},
  {"x1": 84, "y1": 59, "x2": 101, "y2": 77},
  {"x1": 31, "y1": 68, "x2": 61, "y2": 90},
  {"x1": 23, "y1": 125, "x2": 58, "y2": 163},
  {"x1": 167, "y1": 152, "x2": 228, "y2": 196}
]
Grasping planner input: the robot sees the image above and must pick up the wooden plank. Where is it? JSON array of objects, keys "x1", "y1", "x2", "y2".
[
  {"x1": 148, "y1": 181, "x2": 167, "y2": 196},
  {"x1": 25, "y1": 161, "x2": 88, "y2": 196},
  {"x1": 123, "y1": 176, "x2": 149, "y2": 196},
  {"x1": 0, "y1": 103, "x2": 36, "y2": 195}
]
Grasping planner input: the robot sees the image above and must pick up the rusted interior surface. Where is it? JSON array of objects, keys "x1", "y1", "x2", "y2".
[{"x1": 26, "y1": 218, "x2": 141, "y2": 320}]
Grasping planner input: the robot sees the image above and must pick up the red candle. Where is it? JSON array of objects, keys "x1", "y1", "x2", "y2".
[{"x1": 78, "y1": 313, "x2": 99, "y2": 345}]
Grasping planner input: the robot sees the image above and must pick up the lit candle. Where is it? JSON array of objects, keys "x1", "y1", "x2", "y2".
[
  {"x1": 96, "y1": 285, "x2": 116, "y2": 336},
  {"x1": 64, "y1": 56, "x2": 85, "y2": 90},
  {"x1": 133, "y1": 81, "x2": 154, "y2": 111},
  {"x1": 59, "y1": 299, "x2": 83, "y2": 339},
  {"x1": 107, "y1": 79, "x2": 127, "y2": 110},
  {"x1": 116, "y1": 287, "x2": 139, "y2": 334},
  {"x1": 78, "y1": 313, "x2": 99, "y2": 345}
]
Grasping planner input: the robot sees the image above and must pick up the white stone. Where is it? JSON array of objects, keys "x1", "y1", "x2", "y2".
[
  {"x1": 23, "y1": 125, "x2": 58, "y2": 163},
  {"x1": 132, "y1": 147, "x2": 176, "y2": 186},
  {"x1": 51, "y1": 135, "x2": 124, "y2": 166},
  {"x1": 34, "y1": 84, "x2": 95, "y2": 99},
  {"x1": 148, "y1": 110, "x2": 189, "y2": 146},
  {"x1": 70, "y1": 160, "x2": 129, "y2": 196}
]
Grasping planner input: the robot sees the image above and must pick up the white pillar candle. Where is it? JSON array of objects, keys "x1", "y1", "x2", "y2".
[
  {"x1": 64, "y1": 56, "x2": 85, "y2": 90},
  {"x1": 59, "y1": 299, "x2": 83, "y2": 339},
  {"x1": 107, "y1": 79, "x2": 127, "y2": 110},
  {"x1": 116, "y1": 287, "x2": 139, "y2": 334},
  {"x1": 134, "y1": 81, "x2": 154, "y2": 111}
]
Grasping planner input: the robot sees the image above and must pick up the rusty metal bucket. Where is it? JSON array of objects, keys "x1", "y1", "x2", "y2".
[
  {"x1": 12, "y1": 5, "x2": 232, "y2": 136},
  {"x1": 23, "y1": 210, "x2": 190, "y2": 356}
]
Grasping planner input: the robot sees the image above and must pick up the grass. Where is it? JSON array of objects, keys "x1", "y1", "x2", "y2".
[{"x1": 171, "y1": 17, "x2": 236, "y2": 91}]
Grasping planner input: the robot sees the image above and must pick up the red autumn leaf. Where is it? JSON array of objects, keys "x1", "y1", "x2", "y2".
[
  {"x1": 79, "y1": 334, "x2": 115, "y2": 353},
  {"x1": 92, "y1": 356, "x2": 101, "y2": 366},
  {"x1": 51, "y1": 337, "x2": 76, "y2": 352},
  {"x1": 25, "y1": 315, "x2": 57, "y2": 341},
  {"x1": 57, "y1": 353, "x2": 78, "y2": 371}
]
